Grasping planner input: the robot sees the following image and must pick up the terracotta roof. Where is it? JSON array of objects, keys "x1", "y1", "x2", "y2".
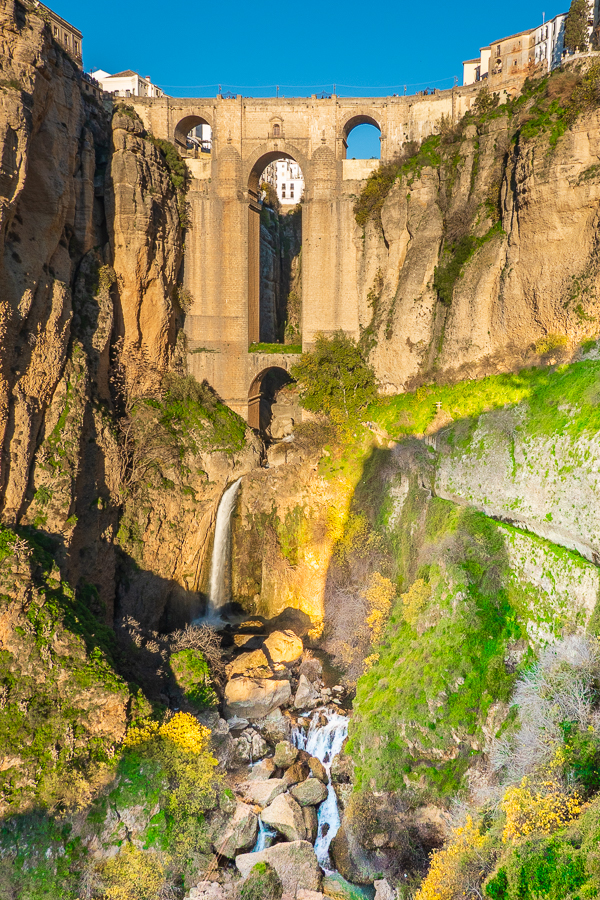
[{"x1": 109, "y1": 70, "x2": 139, "y2": 78}]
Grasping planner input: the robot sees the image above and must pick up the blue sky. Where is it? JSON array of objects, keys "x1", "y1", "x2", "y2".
[{"x1": 54, "y1": 0, "x2": 565, "y2": 158}]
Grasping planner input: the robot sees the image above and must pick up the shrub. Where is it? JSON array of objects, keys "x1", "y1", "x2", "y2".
[
  {"x1": 415, "y1": 816, "x2": 493, "y2": 900},
  {"x1": 501, "y1": 777, "x2": 582, "y2": 842},
  {"x1": 291, "y1": 331, "x2": 377, "y2": 424},
  {"x1": 354, "y1": 161, "x2": 402, "y2": 228},
  {"x1": 170, "y1": 649, "x2": 218, "y2": 710},
  {"x1": 491, "y1": 635, "x2": 600, "y2": 783},
  {"x1": 148, "y1": 136, "x2": 190, "y2": 193},
  {"x1": 364, "y1": 572, "x2": 395, "y2": 642},
  {"x1": 239, "y1": 862, "x2": 283, "y2": 900},
  {"x1": 401, "y1": 578, "x2": 432, "y2": 627},
  {"x1": 100, "y1": 845, "x2": 172, "y2": 900}
]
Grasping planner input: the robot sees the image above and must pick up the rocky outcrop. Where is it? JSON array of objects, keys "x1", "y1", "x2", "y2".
[
  {"x1": 211, "y1": 800, "x2": 258, "y2": 858},
  {"x1": 236, "y1": 840, "x2": 322, "y2": 892},
  {"x1": 261, "y1": 791, "x2": 307, "y2": 841}
]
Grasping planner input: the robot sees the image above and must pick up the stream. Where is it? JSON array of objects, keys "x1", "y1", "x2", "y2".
[{"x1": 293, "y1": 710, "x2": 349, "y2": 870}]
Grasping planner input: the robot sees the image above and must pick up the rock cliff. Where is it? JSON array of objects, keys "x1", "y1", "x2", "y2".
[{"x1": 357, "y1": 72, "x2": 600, "y2": 392}]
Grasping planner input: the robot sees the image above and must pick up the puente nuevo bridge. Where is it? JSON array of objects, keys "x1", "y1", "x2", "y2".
[{"x1": 131, "y1": 86, "x2": 483, "y2": 425}]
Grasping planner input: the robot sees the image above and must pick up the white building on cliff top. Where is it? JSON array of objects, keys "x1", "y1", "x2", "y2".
[{"x1": 92, "y1": 69, "x2": 165, "y2": 98}]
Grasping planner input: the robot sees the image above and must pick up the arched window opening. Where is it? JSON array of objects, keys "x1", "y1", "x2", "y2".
[
  {"x1": 174, "y1": 115, "x2": 212, "y2": 157},
  {"x1": 343, "y1": 115, "x2": 382, "y2": 160},
  {"x1": 273, "y1": 123, "x2": 280, "y2": 136},
  {"x1": 346, "y1": 123, "x2": 381, "y2": 159},
  {"x1": 248, "y1": 367, "x2": 298, "y2": 437},
  {"x1": 248, "y1": 154, "x2": 304, "y2": 347}
]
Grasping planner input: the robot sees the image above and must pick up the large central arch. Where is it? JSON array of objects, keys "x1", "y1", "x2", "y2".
[{"x1": 247, "y1": 145, "x2": 309, "y2": 346}]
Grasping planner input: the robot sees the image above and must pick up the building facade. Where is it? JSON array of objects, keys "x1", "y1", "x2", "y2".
[
  {"x1": 463, "y1": 28, "x2": 537, "y2": 87},
  {"x1": 261, "y1": 159, "x2": 304, "y2": 205},
  {"x1": 187, "y1": 124, "x2": 212, "y2": 153},
  {"x1": 35, "y1": 2, "x2": 82, "y2": 67},
  {"x1": 532, "y1": 15, "x2": 568, "y2": 71},
  {"x1": 92, "y1": 70, "x2": 165, "y2": 98}
]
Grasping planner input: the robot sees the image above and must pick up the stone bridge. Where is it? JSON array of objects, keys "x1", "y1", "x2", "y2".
[{"x1": 131, "y1": 87, "x2": 482, "y2": 423}]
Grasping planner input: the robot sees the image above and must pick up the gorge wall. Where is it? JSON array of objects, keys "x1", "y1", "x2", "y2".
[{"x1": 4, "y1": 2, "x2": 600, "y2": 896}]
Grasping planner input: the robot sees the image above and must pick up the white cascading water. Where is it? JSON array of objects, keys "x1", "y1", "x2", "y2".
[
  {"x1": 206, "y1": 478, "x2": 242, "y2": 618},
  {"x1": 252, "y1": 816, "x2": 277, "y2": 853},
  {"x1": 293, "y1": 709, "x2": 349, "y2": 870}
]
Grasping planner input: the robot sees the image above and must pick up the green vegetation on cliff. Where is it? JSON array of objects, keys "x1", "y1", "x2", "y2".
[
  {"x1": 292, "y1": 331, "x2": 377, "y2": 424},
  {"x1": 0, "y1": 524, "x2": 128, "y2": 814}
]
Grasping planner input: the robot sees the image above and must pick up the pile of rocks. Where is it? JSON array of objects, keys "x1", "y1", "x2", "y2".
[
  {"x1": 238, "y1": 738, "x2": 328, "y2": 844},
  {"x1": 222, "y1": 618, "x2": 347, "y2": 725}
]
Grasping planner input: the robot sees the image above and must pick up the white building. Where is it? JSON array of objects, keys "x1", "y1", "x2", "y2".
[
  {"x1": 533, "y1": 14, "x2": 568, "y2": 71},
  {"x1": 261, "y1": 159, "x2": 304, "y2": 206},
  {"x1": 92, "y1": 69, "x2": 165, "y2": 98},
  {"x1": 187, "y1": 124, "x2": 212, "y2": 153}
]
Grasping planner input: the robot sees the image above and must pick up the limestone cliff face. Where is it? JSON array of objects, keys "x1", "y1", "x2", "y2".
[
  {"x1": 359, "y1": 101, "x2": 600, "y2": 392},
  {"x1": 106, "y1": 111, "x2": 183, "y2": 394},
  {"x1": 0, "y1": 0, "x2": 253, "y2": 632}
]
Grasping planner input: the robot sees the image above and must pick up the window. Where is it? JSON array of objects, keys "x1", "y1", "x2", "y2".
[
  {"x1": 54, "y1": 26, "x2": 58, "y2": 35},
  {"x1": 290, "y1": 184, "x2": 294, "y2": 197},
  {"x1": 273, "y1": 123, "x2": 280, "y2": 136},
  {"x1": 281, "y1": 185, "x2": 286, "y2": 198}
]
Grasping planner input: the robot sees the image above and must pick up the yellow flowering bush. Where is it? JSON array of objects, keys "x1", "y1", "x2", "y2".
[
  {"x1": 159, "y1": 712, "x2": 211, "y2": 754},
  {"x1": 124, "y1": 712, "x2": 211, "y2": 755},
  {"x1": 401, "y1": 578, "x2": 431, "y2": 627},
  {"x1": 415, "y1": 816, "x2": 491, "y2": 900},
  {"x1": 501, "y1": 777, "x2": 582, "y2": 842},
  {"x1": 101, "y1": 845, "x2": 168, "y2": 900},
  {"x1": 364, "y1": 572, "x2": 395, "y2": 642}
]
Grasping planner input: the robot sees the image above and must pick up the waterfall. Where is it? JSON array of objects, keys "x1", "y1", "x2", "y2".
[
  {"x1": 206, "y1": 478, "x2": 242, "y2": 617},
  {"x1": 252, "y1": 816, "x2": 277, "y2": 853},
  {"x1": 294, "y1": 709, "x2": 349, "y2": 870}
]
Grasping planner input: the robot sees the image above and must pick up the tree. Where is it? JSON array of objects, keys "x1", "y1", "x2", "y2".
[
  {"x1": 564, "y1": 0, "x2": 589, "y2": 52},
  {"x1": 290, "y1": 331, "x2": 377, "y2": 423}
]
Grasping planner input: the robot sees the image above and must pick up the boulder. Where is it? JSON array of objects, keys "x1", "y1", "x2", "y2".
[
  {"x1": 291, "y1": 778, "x2": 329, "y2": 807},
  {"x1": 224, "y1": 677, "x2": 291, "y2": 720},
  {"x1": 264, "y1": 630, "x2": 304, "y2": 666},
  {"x1": 212, "y1": 800, "x2": 258, "y2": 859},
  {"x1": 236, "y1": 841, "x2": 322, "y2": 893},
  {"x1": 262, "y1": 792, "x2": 307, "y2": 842},
  {"x1": 282, "y1": 759, "x2": 309, "y2": 788},
  {"x1": 253, "y1": 707, "x2": 291, "y2": 743},
  {"x1": 294, "y1": 674, "x2": 320, "y2": 710},
  {"x1": 322, "y1": 874, "x2": 367, "y2": 900},
  {"x1": 303, "y1": 805, "x2": 318, "y2": 843},
  {"x1": 297, "y1": 891, "x2": 324, "y2": 900},
  {"x1": 244, "y1": 778, "x2": 287, "y2": 807},
  {"x1": 225, "y1": 715, "x2": 249, "y2": 731},
  {"x1": 274, "y1": 740, "x2": 299, "y2": 768},
  {"x1": 234, "y1": 633, "x2": 265, "y2": 649},
  {"x1": 232, "y1": 729, "x2": 267, "y2": 766},
  {"x1": 227, "y1": 649, "x2": 271, "y2": 678},
  {"x1": 187, "y1": 882, "x2": 226, "y2": 900},
  {"x1": 374, "y1": 880, "x2": 396, "y2": 900},
  {"x1": 307, "y1": 756, "x2": 328, "y2": 784},
  {"x1": 248, "y1": 757, "x2": 276, "y2": 781}
]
